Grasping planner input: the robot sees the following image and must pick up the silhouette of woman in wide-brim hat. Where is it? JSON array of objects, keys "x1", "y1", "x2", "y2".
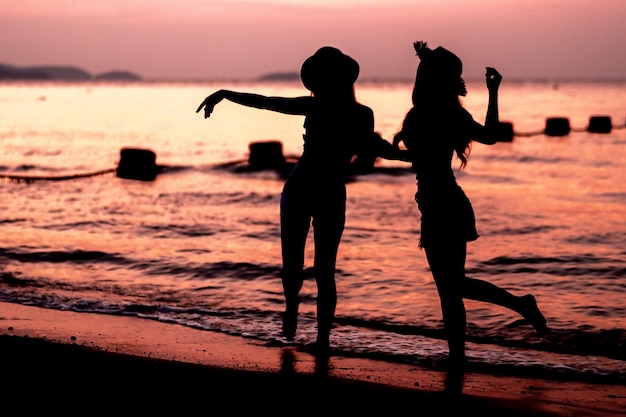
[
  {"x1": 197, "y1": 46, "x2": 408, "y2": 355},
  {"x1": 300, "y1": 46, "x2": 359, "y2": 92}
]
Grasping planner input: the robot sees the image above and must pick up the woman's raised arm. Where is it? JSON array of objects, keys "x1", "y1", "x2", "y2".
[{"x1": 471, "y1": 67, "x2": 504, "y2": 145}]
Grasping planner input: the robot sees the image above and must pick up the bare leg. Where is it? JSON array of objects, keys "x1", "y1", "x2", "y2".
[
  {"x1": 314, "y1": 270, "x2": 336, "y2": 350},
  {"x1": 425, "y1": 241, "x2": 467, "y2": 366},
  {"x1": 462, "y1": 276, "x2": 548, "y2": 336},
  {"x1": 424, "y1": 238, "x2": 548, "y2": 393},
  {"x1": 311, "y1": 205, "x2": 345, "y2": 351},
  {"x1": 427, "y1": 240, "x2": 548, "y2": 339},
  {"x1": 280, "y1": 207, "x2": 310, "y2": 340}
]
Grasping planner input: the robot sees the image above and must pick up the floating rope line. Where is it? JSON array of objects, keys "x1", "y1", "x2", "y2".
[
  {"x1": 0, "y1": 168, "x2": 116, "y2": 183},
  {"x1": 513, "y1": 124, "x2": 626, "y2": 138},
  {"x1": 513, "y1": 126, "x2": 592, "y2": 138},
  {"x1": 2, "y1": 117, "x2": 625, "y2": 183},
  {"x1": 510, "y1": 116, "x2": 626, "y2": 138}
]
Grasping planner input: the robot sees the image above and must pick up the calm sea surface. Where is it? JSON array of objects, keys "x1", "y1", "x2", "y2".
[{"x1": 1, "y1": 80, "x2": 625, "y2": 384}]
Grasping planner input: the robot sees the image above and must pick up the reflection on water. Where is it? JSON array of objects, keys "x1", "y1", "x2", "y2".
[{"x1": 1, "y1": 80, "x2": 625, "y2": 383}]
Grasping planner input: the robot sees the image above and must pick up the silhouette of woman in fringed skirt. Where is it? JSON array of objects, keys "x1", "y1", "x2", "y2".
[{"x1": 393, "y1": 41, "x2": 548, "y2": 392}]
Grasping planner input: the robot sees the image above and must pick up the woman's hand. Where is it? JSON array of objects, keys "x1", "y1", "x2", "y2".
[
  {"x1": 392, "y1": 132, "x2": 403, "y2": 149},
  {"x1": 485, "y1": 67, "x2": 502, "y2": 93},
  {"x1": 196, "y1": 90, "x2": 225, "y2": 119}
]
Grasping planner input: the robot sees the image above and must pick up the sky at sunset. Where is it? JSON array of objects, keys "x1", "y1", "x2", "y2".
[{"x1": 1, "y1": 0, "x2": 625, "y2": 81}]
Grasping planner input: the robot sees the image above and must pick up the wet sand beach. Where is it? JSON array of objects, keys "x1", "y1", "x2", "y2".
[{"x1": 1, "y1": 302, "x2": 624, "y2": 416}]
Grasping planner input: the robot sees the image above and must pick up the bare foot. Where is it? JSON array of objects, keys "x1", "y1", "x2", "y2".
[
  {"x1": 281, "y1": 305, "x2": 298, "y2": 340},
  {"x1": 520, "y1": 294, "x2": 548, "y2": 337},
  {"x1": 444, "y1": 354, "x2": 465, "y2": 396}
]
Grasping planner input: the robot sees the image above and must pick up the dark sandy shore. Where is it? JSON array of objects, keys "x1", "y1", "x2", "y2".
[{"x1": 1, "y1": 302, "x2": 624, "y2": 416}]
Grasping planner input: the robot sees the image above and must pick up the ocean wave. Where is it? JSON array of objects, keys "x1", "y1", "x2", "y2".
[
  {"x1": 471, "y1": 254, "x2": 626, "y2": 278},
  {"x1": 477, "y1": 154, "x2": 575, "y2": 165},
  {"x1": 157, "y1": 189, "x2": 279, "y2": 207},
  {"x1": 489, "y1": 224, "x2": 561, "y2": 236},
  {"x1": 138, "y1": 260, "x2": 282, "y2": 281},
  {"x1": 2, "y1": 267, "x2": 624, "y2": 365},
  {"x1": 566, "y1": 231, "x2": 626, "y2": 246},
  {"x1": 0, "y1": 248, "x2": 129, "y2": 264},
  {"x1": 139, "y1": 223, "x2": 221, "y2": 238},
  {"x1": 0, "y1": 284, "x2": 623, "y2": 384},
  {"x1": 0, "y1": 248, "x2": 285, "y2": 283}
]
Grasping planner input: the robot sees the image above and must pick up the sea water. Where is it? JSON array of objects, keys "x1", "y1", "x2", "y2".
[{"x1": 1, "y1": 79, "x2": 625, "y2": 383}]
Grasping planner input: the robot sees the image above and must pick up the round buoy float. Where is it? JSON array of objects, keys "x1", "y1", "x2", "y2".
[
  {"x1": 248, "y1": 141, "x2": 286, "y2": 170},
  {"x1": 544, "y1": 117, "x2": 571, "y2": 136},
  {"x1": 587, "y1": 115, "x2": 612, "y2": 133},
  {"x1": 496, "y1": 121, "x2": 515, "y2": 142},
  {"x1": 116, "y1": 147, "x2": 160, "y2": 181}
]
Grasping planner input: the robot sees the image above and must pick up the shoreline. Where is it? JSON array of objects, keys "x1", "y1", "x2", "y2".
[{"x1": 1, "y1": 301, "x2": 624, "y2": 415}]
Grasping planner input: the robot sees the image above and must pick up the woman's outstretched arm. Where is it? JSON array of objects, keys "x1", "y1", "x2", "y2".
[
  {"x1": 372, "y1": 133, "x2": 411, "y2": 162},
  {"x1": 471, "y1": 67, "x2": 504, "y2": 145},
  {"x1": 371, "y1": 132, "x2": 412, "y2": 162},
  {"x1": 196, "y1": 90, "x2": 312, "y2": 119}
]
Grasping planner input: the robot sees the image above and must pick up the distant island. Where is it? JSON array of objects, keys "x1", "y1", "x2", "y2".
[
  {"x1": 256, "y1": 72, "x2": 300, "y2": 82},
  {"x1": 0, "y1": 63, "x2": 142, "y2": 81}
]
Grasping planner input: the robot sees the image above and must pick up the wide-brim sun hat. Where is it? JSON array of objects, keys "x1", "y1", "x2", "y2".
[{"x1": 300, "y1": 46, "x2": 359, "y2": 92}]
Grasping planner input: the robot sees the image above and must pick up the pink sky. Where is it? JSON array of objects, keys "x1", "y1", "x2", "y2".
[{"x1": 1, "y1": 0, "x2": 625, "y2": 81}]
